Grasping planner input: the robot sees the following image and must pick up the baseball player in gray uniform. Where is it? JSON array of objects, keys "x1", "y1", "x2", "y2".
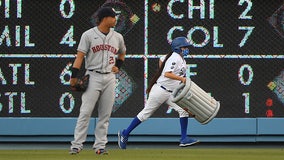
[
  {"x1": 69, "y1": 7, "x2": 126, "y2": 155},
  {"x1": 118, "y1": 37, "x2": 199, "y2": 149}
]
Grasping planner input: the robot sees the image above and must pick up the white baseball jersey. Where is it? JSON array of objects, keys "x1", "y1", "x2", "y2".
[
  {"x1": 77, "y1": 27, "x2": 126, "y2": 73},
  {"x1": 136, "y1": 52, "x2": 189, "y2": 122},
  {"x1": 157, "y1": 52, "x2": 187, "y2": 91}
]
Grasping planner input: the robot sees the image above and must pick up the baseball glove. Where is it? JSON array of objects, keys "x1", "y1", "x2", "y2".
[{"x1": 71, "y1": 74, "x2": 90, "y2": 92}]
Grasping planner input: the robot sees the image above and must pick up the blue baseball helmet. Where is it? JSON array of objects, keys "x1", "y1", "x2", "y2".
[{"x1": 171, "y1": 37, "x2": 190, "y2": 53}]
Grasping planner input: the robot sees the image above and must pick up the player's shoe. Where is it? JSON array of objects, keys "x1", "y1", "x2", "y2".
[
  {"x1": 69, "y1": 148, "x2": 81, "y2": 155},
  {"x1": 118, "y1": 129, "x2": 128, "y2": 149},
  {"x1": 95, "y1": 149, "x2": 108, "y2": 155},
  {"x1": 179, "y1": 137, "x2": 200, "y2": 147}
]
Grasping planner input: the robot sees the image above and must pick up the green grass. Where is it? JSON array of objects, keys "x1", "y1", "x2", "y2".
[{"x1": 0, "y1": 148, "x2": 284, "y2": 160}]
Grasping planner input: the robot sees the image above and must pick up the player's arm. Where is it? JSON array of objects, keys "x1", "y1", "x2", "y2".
[
  {"x1": 112, "y1": 51, "x2": 126, "y2": 73},
  {"x1": 164, "y1": 71, "x2": 186, "y2": 83},
  {"x1": 70, "y1": 51, "x2": 85, "y2": 86},
  {"x1": 113, "y1": 35, "x2": 126, "y2": 73},
  {"x1": 72, "y1": 51, "x2": 84, "y2": 69},
  {"x1": 158, "y1": 59, "x2": 162, "y2": 68},
  {"x1": 117, "y1": 51, "x2": 126, "y2": 61}
]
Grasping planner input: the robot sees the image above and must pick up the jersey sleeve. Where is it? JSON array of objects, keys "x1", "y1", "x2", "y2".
[
  {"x1": 77, "y1": 32, "x2": 90, "y2": 54},
  {"x1": 160, "y1": 55, "x2": 166, "y2": 62},
  {"x1": 163, "y1": 55, "x2": 178, "y2": 73}
]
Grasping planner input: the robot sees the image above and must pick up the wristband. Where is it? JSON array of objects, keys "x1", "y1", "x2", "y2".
[
  {"x1": 115, "y1": 59, "x2": 124, "y2": 69},
  {"x1": 71, "y1": 67, "x2": 79, "y2": 78}
]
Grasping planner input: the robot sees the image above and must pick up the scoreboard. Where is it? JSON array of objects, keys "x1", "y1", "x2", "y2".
[{"x1": 0, "y1": 0, "x2": 284, "y2": 118}]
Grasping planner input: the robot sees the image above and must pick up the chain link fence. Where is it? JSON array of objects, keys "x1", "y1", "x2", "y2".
[{"x1": 0, "y1": 0, "x2": 284, "y2": 118}]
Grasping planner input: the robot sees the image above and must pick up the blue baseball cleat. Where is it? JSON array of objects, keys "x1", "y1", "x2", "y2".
[
  {"x1": 179, "y1": 137, "x2": 200, "y2": 147},
  {"x1": 118, "y1": 130, "x2": 128, "y2": 149}
]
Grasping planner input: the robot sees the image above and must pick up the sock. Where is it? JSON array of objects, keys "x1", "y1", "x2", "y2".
[
  {"x1": 123, "y1": 117, "x2": 142, "y2": 136},
  {"x1": 180, "y1": 117, "x2": 188, "y2": 140}
]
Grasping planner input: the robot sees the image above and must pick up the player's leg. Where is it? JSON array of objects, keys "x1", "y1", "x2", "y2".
[
  {"x1": 166, "y1": 100, "x2": 189, "y2": 139},
  {"x1": 118, "y1": 84, "x2": 170, "y2": 149},
  {"x1": 70, "y1": 74, "x2": 100, "y2": 153},
  {"x1": 93, "y1": 74, "x2": 116, "y2": 153},
  {"x1": 166, "y1": 100, "x2": 199, "y2": 147},
  {"x1": 127, "y1": 84, "x2": 170, "y2": 133}
]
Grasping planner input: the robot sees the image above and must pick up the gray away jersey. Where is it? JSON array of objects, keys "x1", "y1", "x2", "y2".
[{"x1": 77, "y1": 27, "x2": 126, "y2": 73}]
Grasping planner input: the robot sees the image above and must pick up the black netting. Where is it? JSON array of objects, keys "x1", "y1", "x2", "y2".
[{"x1": 0, "y1": 0, "x2": 284, "y2": 118}]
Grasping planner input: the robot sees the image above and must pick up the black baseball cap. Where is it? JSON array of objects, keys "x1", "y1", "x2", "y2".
[{"x1": 97, "y1": 7, "x2": 117, "y2": 20}]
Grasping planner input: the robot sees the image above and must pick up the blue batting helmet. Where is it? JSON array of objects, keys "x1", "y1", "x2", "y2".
[{"x1": 171, "y1": 37, "x2": 190, "y2": 53}]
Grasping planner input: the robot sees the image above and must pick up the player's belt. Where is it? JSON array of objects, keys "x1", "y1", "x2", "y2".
[
  {"x1": 89, "y1": 70, "x2": 111, "y2": 74},
  {"x1": 160, "y1": 86, "x2": 173, "y2": 93},
  {"x1": 157, "y1": 84, "x2": 173, "y2": 93}
]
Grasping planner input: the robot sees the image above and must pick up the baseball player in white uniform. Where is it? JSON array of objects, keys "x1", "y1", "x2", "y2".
[
  {"x1": 69, "y1": 7, "x2": 126, "y2": 155},
  {"x1": 118, "y1": 37, "x2": 199, "y2": 149}
]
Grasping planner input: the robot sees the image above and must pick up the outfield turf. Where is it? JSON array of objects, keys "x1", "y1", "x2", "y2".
[{"x1": 0, "y1": 148, "x2": 283, "y2": 160}]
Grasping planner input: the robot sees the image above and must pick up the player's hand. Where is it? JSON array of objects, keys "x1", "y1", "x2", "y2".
[
  {"x1": 181, "y1": 77, "x2": 186, "y2": 84},
  {"x1": 112, "y1": 66, "x2": 119, "y2": 73},
  {"x1": 70, "y1": 78, "x2": 78, "y2": 86}
]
